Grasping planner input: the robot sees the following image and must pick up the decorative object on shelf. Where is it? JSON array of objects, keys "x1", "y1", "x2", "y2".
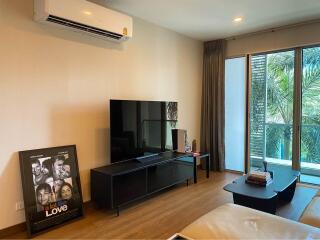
[
  {"x1": 245, "y1": 170, "x2": 272, "y2": 186},
  {"x1": 185, "y1": 132, "x2": 192, "y2": 153},
  {"x1": 263, "y1": 160, "x2": 268, "y2": 172},
  {"x1": 19, "y1": 145, "x2": 83, "y2": 236},
  {"x1": 192, "y1": 152, "x2": 200, "y2": 157},
  {"x1": 192, "y1": 139, "x2": 197, "y2": 152},
  {"x1": 172, "y1": 129, "x2": 187, "y2": 153}
]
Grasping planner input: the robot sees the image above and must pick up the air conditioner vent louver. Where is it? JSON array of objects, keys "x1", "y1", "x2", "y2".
[{"x1": 47, "y1": 15, "x2": 123, "y2": 40}]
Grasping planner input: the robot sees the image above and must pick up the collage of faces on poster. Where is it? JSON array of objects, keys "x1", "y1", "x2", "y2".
[{"x1": 30, "y1": 153, "x2": 74, "y2": 213}]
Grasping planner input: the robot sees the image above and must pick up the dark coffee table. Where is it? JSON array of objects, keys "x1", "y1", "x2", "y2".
[{"x1": 223, "y1": 166, "x2": 300, "y2": 214}]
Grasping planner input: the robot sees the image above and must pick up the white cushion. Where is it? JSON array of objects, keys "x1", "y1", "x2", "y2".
[{"x1": 179, "y1": 203, "x2": 320, "y2": 239}]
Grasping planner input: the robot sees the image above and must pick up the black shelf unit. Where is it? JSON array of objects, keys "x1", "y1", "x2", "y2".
[{"x1": 91, "y1": 151, "x2": 193, "y2": 215}]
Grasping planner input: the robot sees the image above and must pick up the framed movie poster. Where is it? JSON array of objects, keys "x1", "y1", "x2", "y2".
[{"x1": 19, "y1": 145, "x2": 84, "y2": 236}]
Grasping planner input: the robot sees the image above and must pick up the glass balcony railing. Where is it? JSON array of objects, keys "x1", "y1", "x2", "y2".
[
  {"x1": 250, "y1": 123, "x2": 320, "y2": 176},
  {"x1": 265, "y1": 123, "x2": 293, "y2": 161}
]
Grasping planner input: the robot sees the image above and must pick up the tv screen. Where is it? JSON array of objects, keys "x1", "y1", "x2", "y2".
[{"x1": 110, "y1": 100, "x2": 178, "y2": 164}]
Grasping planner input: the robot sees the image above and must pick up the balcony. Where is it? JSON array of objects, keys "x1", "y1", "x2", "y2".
[{"x1": 250, "y1": 122, "x2": 320, "y2": 183}]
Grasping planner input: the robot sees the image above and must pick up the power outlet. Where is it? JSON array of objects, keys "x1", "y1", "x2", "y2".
[{"x1": 15, "y1": 201, "x2": 24, "y2": 211}]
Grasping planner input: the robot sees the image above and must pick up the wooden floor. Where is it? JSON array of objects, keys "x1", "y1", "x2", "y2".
[
  {"x1": 276, "y1": 184, "x2": 318, "y2": 221},
  {"x1": 4, "y1": 170, "x2": 318, "y2": 239}
]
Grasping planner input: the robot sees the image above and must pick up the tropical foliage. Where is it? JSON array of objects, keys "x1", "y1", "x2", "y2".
[
  {"x1": 251, "y1": 47, "x2": 320, "y2": 164},
  {"x1": 301, "y1": 47, "x2": 320, "y2": 163}
]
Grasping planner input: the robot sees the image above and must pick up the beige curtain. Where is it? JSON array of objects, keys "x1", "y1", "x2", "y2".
[{"x1": 200, "y1": 39, "x2": 226, "y2": 171}]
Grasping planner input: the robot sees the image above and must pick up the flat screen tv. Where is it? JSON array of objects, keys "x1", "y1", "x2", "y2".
[{"x1": 110, "y1": 100, "x2": 178, "y2": 164}]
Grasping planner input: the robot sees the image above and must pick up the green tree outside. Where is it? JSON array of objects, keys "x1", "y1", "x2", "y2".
[{"x1": 252, "y1": 47, "x2": 320, "y2": 164}]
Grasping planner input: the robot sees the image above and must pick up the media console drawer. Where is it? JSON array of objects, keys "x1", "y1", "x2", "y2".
[{"x1": 113, "y1": 169, "x2": 147, "y2": 206}]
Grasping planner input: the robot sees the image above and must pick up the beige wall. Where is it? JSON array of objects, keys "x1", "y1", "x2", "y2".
[
  {"x1": 0, "y1": 0, "x2": 203, "y2": 230},
  {"x1": 227, "y1": 21, "x2": 320, "y2": 57}
]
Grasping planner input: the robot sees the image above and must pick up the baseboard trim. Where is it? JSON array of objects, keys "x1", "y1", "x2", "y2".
[
  {"x1": 0, "y1": 222, "x2": 26, "y2": 239},
  {"x1": 224, "y1": 169, "x2": 244, "y2": 175},
  {"x1": 0, "y1": 201, "x2": 92, "y2": 238}
]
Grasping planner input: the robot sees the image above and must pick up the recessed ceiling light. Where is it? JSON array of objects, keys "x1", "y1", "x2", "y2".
[
  {"x1": 234, "y1": 17, "x2": 243, "y2": 22},
  {"x1": 83, "y1": 11, "x2": 92, "y2": 16}
]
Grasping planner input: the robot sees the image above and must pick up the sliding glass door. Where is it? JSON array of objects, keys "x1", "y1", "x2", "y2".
[
  {"x1": 300, "y1": 46, "x2": 320, "y2": 184},
  {"x1": 249, "y1": 50, "x2": 295, "y2": 170},
  {"x1": 248, "y1": 46, "x2": 320, "y2": 184}
]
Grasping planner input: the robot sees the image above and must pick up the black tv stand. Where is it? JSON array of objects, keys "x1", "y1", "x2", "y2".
[
  {"x1": 91, "y1": 151, "x2": 194, "y2": 216},
  {"x1": 135, "y1": 153, "x2": 161, "y2": 163}
]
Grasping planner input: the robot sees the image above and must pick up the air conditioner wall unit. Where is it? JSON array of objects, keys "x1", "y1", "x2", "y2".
[{"x1": 34, "y1": 0, "x2": 133, "y2": 42}]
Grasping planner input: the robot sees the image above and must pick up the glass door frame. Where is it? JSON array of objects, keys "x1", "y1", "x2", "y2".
[
  {"x1": 299, "y1": 45, "x2": 320, "y2": 181},
  {"x1": 245, "y1": 47, "x2": 305, "y2": 173},
  {"x1": 228, "y1": 44, "x2": 320, "y2": 178},
  {"x1": 292, "y1": 48, "x2": 302, "y2": 171}
]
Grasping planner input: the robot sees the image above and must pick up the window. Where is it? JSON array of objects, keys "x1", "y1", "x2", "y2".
[{"x1": 225, "y1": 57, "x2": 246, "y2": 172}]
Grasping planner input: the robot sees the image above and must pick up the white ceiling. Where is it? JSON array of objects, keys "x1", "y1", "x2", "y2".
[{"x1": 93, "y1": 0, "x2": 320, "y2": 41}]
